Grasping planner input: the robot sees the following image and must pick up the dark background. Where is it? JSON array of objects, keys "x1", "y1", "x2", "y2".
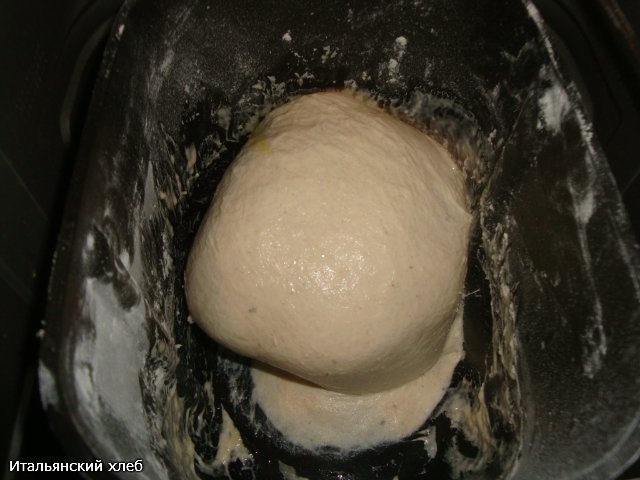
[{"x1": 1, "y1": 0, "x2": 639, "y2": 478}]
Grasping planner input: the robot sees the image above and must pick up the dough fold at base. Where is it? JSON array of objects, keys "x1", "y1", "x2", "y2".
[{"x1": 251, "y1": 309, "x2": 464, "y2": 451}]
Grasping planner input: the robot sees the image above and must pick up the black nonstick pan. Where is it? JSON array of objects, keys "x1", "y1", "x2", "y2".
[{"x1": 40, "y1": 0, "x2": 640, "y2": 478}]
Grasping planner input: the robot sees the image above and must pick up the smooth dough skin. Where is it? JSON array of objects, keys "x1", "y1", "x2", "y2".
[{"x1": 185, "y1": 90, "x2": 471, "y2": 394}]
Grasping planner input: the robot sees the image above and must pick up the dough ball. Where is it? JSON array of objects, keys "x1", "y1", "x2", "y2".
[{"x1": 185, "y1": 90, "x2": 471, "y2": 394}]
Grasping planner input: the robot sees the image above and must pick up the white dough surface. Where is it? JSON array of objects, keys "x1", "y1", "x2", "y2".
[{"x1": 185, "y1": 90, "x2": 471, "y2": 393}]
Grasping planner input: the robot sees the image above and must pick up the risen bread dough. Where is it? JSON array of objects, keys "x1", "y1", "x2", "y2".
[{"x1": 185, "y1": 90, "x2": 471, "y2": 394}]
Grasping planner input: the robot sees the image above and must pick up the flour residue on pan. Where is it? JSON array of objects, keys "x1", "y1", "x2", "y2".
[
  {"x1": 378, "y1": 36, "x2": 408, "y2": 85},
  {"x1": 567, "y1": 152, "x2": 608, "y2": 379},
  {"x1": 60, "y1": 159, "x2": 166, "y2": 478},
  {"x1": 526, "y1": 0, "x2": 613, "y2": 381},
  {"x1": 537, "y1": 80, "x2": 571, "y2": 132}
]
